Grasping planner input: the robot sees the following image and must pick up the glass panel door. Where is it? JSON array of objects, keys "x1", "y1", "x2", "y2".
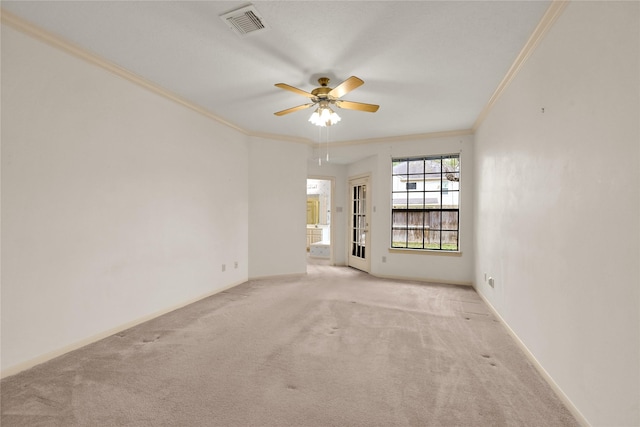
[{"x1": 348, "y1": 176, "x2": 370, "y2": 272}]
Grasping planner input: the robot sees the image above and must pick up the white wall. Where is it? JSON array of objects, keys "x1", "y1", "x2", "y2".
[
  {"x1": 248, "y1": 137, "x2": 309, "y2": 278},
  {"x1": 324, "y1": 134, "x2": 474, "y2": 285},
  {"x1": 473, "y1": 2, "x2": 639, "y2": 426},
  {"x1": 1, "y1": 25, "x2": 249, "y2": 374}
]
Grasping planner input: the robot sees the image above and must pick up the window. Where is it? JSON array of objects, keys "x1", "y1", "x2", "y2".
[{"x1": 391, "y1": 154, "x2": 460, "y2": 251}]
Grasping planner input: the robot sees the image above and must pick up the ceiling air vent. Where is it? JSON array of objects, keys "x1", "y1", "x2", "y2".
[{"x1": 220, "y1": 5, "x2": 269, "y2": 36}]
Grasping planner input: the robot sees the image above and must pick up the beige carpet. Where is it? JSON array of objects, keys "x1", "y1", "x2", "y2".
[{"x1": 1, "y1": 262, "x2": 579, "y2": 426}]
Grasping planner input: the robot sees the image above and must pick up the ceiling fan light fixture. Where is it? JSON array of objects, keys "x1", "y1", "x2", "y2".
[{"x1": 309, "y1": 105, "x2": 341, "y2": 127}]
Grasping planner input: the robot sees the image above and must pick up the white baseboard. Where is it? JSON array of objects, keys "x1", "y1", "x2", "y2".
[
  {"x1": 248, "y1": 272, "x2": 307, "y2": 281},
  {"x1": 474, "y1": 286, "x2": 591, "y2": 427},
  {"x1": 372, "y1": 272, "x2": 472, "y2": 287},
  {"x1": 1, "y1": 280, "x2": 246, "y2": 379}
]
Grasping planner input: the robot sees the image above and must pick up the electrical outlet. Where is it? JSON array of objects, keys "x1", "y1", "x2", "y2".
[
  {"x1": 222, "y1": 264, "x2": 226, "y2": 272},
  {"x1": 382, "y1": 256, "x2": 387, "y2": 263},
  {"x1": 488, "y1": 277, "x2": 495, "y2": 288},
  {"x1": 234, "y1": 261, "x2": 238, "y2": 269}
]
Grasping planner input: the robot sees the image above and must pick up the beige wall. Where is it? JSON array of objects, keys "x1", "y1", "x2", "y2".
[
  {"x1": 248, "y1": 136, "x2": 309, "y2": 279},
  {"x1": 474, "y1": 2, "x2": 639, "y2": 425},
  {"x1": 1, "y1": 25, "x2": 250, "y2": 374}
]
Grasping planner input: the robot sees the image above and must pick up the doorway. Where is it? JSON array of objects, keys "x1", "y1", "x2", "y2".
[
  {"x1": 348, "y1": 175, "x2": 371, "y2": 272},
  {"x1": 306, "y1": 178, "x2": 332, "y2": 262}
]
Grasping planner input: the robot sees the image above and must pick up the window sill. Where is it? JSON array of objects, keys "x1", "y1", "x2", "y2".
[{"x1": 388, "y1": 248, "x2": 463, "y2": 257}]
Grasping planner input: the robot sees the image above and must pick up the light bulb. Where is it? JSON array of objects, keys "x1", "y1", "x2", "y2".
[{"x1": 308, "y1": 105, "x2": 340, "y2": 127}]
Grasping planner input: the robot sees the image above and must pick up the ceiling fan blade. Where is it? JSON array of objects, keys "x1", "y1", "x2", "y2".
[
  {"x1": 274, "y1": 103, "x2": 315, "y2": 116},
  {"x1": 335, "y1": 100, "x2": 379, "y2": 113},
  {"x1": 329, "y1": 76, "x2": 364, "y2": 99},
  {"x1": 274, "y1": 83, "x2": 315, "y2": 99}
]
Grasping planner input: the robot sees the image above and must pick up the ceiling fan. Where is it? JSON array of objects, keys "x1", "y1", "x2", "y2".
[{"x1": 274, "y1": 76, "x2": 379, "y2": 125}]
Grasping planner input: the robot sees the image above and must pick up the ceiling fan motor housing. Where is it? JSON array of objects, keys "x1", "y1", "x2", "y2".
[{"x1": 311, "y1": 78, "x2": 333, "y2": 100}]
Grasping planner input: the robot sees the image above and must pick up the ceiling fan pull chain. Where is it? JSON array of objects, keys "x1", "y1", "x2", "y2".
[
  {"x1": 326, "y1": 125, "x2": 330, "y2": 162},
  {"x1": 318, "y1": 126, "x2": 322, "y2": 166}
]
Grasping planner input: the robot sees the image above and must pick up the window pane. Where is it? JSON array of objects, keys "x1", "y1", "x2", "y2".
[
  {"x1": 392, "y1": 229, "x2": 408, "y2": 248},
  {"x1": 407, "y1": 210, "x2": 424, "y2": 228},
  {"x1": 408, "y1": 160, "x2": 424, "y2": 174},
  {"x1": 427, "y1": 211, "x2": 441, "y2": 229},
  {"x1": 408, "y1": 228, "x2": 425, "y2": 248},
  {"x1": 424, "y1": 174, "x2": 441, "y2": 192},
  {"x1": 442, "y1": 157, "x2": 460, "y2": 173},
  {"x1": 425, "y1": 159, "x2": 441, "y2": 173},
  {"x1": 392, "y1": 160, "x2": 406, "y2": 169},
  {"x1": 443, "y1": 190, "x2": 459, "y2": 208},
  {"x1": 392, "y1": 192, "x2": 408, "y2": 209},
  {"x1": 392, "y1": 210, "x2": 408, "y2": 227},
  {"x1": 426, "y1": 230, "x2": 441, "y2": 249},
  {"x1": 442, "y1": 211, "x2": 459, "y2": 230},
  {"x1": 358, "y1": 215, "x2": 366, "y2": 232},
  {"x1": 441, "y1": 231, "x2": 458, "y2": 251},
  {"x1": 407, "y1": 193, "x2": 425, "y2": 209},
  {"x1": 424, "y1": 192, "x2": 440, "y2": 208}
]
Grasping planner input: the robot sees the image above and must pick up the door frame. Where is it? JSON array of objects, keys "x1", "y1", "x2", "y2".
[
  {"x1": 307, "y1": 175, "x2": 335, "y2": 265},
  {"x1": 348, "y1": 173, "x2": 371, "y2": 272}
]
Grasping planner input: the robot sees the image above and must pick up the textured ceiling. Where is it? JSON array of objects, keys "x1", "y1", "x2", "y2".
[{"x1": 2, "y1": 1, "x2": 551, "y2": 144}]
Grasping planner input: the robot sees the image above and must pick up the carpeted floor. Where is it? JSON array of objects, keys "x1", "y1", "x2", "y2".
[{"x1": 1, "y1": 262, "x2": 579, "y2": 426}]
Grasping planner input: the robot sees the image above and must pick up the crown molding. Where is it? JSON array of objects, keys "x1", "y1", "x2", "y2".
[
  {"x1": 248, "y1": 131, "x2": 314, "y2": 146},
  {"x1": 319, "y1": 129, "x2": 474, "y2": 148},
  {"x1": 252, "y1": 128, "x2": 473, "y2": 148},
  {"x1": 472, "y1": 0, "x2": 569, "y2": 132}
]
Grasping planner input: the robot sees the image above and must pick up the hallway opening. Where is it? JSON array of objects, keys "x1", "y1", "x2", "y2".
[{"x1": 306, "y1": 178, "x2": 332, "y2": 264}]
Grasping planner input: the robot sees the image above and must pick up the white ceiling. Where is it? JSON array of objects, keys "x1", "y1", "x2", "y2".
[{"x1": 2, "y1": 1, "x2": 551, "y2": 144}]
